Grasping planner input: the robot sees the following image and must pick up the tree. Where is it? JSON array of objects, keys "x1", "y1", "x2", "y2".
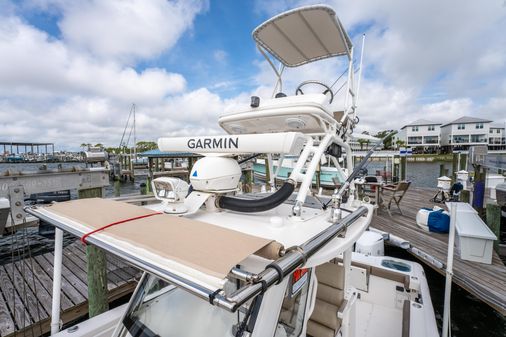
[
  {"x1": 357, "y1": 138, "x2": 367, "y2": 150},
  {"x1": 136, "y1": 141, "x2": 158, "y2": 153},
  {"x1": 395, "y1": 139, "x2": 406, "y2": 149},
  {"x1": 94, "y1": 143, "x2": 103, "y2": 148},
  {"x1": 374, "y1": 130, "x2": 397, "y2": 150},
  {"x1": 80, "y1": 143, "x2": 88, "y2": 151}
]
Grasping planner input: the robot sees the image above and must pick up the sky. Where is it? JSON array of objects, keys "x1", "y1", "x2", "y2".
[{"x1": 0, "y1": 0, "x2": 505, "y2": 151}]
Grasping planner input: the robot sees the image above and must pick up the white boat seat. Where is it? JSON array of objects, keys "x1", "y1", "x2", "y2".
[{"x1": 307, "y1": 262, "x2": 345, "y2": 337}]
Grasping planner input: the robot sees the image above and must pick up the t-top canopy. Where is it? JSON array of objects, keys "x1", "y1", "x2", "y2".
[
  {"x1": 253, "y1": 5, "x2": 353, "y2": 67},
  {"x1": 28, "y1": 198, "x2": 280, "y2": 291}
]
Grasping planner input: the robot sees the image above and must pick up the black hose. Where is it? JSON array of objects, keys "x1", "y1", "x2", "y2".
[{"x1": 218, "y1": 182, "x2": 295, "y2": 213}]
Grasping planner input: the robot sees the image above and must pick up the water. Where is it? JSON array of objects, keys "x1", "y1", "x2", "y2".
[{"x1": 364, "y1": 160, "x2": 450, "y2": 188}]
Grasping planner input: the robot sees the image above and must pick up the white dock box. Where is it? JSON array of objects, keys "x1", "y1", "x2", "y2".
[{"x1": 447, "y1": 203, "x2": 497, "y2": 264}]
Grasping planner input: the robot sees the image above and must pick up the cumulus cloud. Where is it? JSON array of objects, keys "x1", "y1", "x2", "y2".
[
  {"x1": 0, "y1": 15, "x2": 186, "y2": 102},
  {"x1": 26, "y1": 0, "x2": 208, "y2": 62}
]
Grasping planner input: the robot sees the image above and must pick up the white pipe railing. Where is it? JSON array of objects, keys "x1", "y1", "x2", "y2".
[
  {"x1": 50, "y1": 228, "x2": 63, "y2": 335},
  {"x1": 442, "y1": 203, "x2": 457, "y2": 337}
]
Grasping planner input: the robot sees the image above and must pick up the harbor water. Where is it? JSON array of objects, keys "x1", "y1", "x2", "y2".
[{"x1": 1, "y1": 162, "x2": 505, "y2": 336}]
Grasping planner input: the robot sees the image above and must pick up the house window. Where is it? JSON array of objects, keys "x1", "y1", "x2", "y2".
[
  {"x1": 471, "y1": 134, "x2": 486, "y2": 143},
  {"x1": 453, "y1": 135, "x2": 469, "y2": 143},
  {"x1": 411, "y1": 126, "x2": 419, "y2": 132},
  {"x1": 408, "y1": 136, "x2": 423, "y2": 144},
  {"x1": 428, "y1": 125, "x2": 435, "y2": 131},
  {"x1": 498, "y1": 129, "x2": 501, "y2": 134},
  {"x1": 424, "y1": 136, "x2": 438, "y2": 144},
  {"x1": 457, "y1": 124, "x2": 465, "y2": 130},
  {"x1": 476, "y1": 123, "x2": 483, "y2": 129},
  {"x1": 490, "y1": 129, "x2": 494, "y2": 133}
]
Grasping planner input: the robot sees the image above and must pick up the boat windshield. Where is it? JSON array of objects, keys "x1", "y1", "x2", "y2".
[{"x1": 119, "y1": 274, "x2": 240, "y2": 337}]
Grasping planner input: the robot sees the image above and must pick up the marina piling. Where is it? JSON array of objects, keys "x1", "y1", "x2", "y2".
[
  {"x1": 486, "y1": 202, "x2": 501, "y2": 252},
  {"x1": 400, "y1": 156, "x2": 406, "y2": 181},
  {"x1": 452, "y1": 152, "x2": 459, "y2": 182},
  {"x1": 78, "y1": 187, "x2": 109, "y2": 318}
]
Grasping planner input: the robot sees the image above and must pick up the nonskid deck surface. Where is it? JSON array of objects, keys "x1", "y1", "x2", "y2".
[
  {"x1": 0, "y1": 241, "x2": 140, "y2": 337},
  {"x1": 370, "y1": 187, "x2": 506, "y2": 315}
]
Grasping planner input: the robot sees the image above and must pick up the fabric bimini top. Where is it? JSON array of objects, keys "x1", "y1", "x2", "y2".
[{"x1": 29, "y1": 198, "x2": 281, "y2": 291}]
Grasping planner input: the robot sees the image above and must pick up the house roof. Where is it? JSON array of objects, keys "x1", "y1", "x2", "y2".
[
  {"x1": 490, "y1": 123, "x2": 505, "y2": 129},
  {"x1": 441, "y1": 116, "x2": 492, "y2": 127},
  {"x1": 401, "y1": 119, "x2": 441, "y2": 129}
]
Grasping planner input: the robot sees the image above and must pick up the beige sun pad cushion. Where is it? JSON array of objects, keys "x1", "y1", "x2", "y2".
[{"x1": 46, "y1": 198, "x2": 277, "y2": 279}]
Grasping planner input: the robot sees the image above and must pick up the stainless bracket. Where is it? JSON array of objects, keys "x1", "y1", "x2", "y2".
[{"x1": 8, "y1": 185, "x2": 26, "y2": 226}]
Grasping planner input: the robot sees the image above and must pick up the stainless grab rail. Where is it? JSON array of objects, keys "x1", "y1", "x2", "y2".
[{"x1": 213, "y1": 206, "x2": 368, "y2": 311}]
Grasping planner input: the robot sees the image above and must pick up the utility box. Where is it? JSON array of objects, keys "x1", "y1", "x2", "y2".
[
  {"x1": 447, "y1": 202, "x2": 497, "y2": 264},
  {"x1": 437, "y1": 176, "x2": 452, "y2": 192}
]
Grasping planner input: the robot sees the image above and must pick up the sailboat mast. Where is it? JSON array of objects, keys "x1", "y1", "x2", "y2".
[{"x1": 133, "y1": 103, "x2": 137, "y2": 160}]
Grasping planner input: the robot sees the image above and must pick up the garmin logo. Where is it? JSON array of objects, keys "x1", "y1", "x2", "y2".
[{"x1": 187, "y1": 137, "x2": 239, "y2": 149}]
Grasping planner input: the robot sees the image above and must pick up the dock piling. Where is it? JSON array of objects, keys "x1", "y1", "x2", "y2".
[
  {"x1": 486, "y1": 202, "x2": 501, "y2": 252},
  {"x1": 78, "y1": 187, "x2": 109, "y2": 318}
]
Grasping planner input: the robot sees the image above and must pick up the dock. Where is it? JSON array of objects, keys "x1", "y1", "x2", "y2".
[
  {"x1": 0, "y1": 241, "x2": 140, "y2": 337},
  {"x1": 371, "y1": 186, "x2": 506, "y2": 315}
]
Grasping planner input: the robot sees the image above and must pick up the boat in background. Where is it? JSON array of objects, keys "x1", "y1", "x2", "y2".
[{"x1": 254, "y1": 156, "x2": 347, "y2": 188}]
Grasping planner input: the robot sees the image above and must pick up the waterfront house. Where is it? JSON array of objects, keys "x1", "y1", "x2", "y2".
[
  {"x1": 440, "y1": 116, "x2": 492, "y2": 151},
  {"x1": 396, "y1": 119, "x2": 441, "y2": 153},
  {"x1": 489, "y1": 123, "x2": 506, "y2": 150}
]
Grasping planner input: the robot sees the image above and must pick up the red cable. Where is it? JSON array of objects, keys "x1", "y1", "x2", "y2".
[{"x1": 80, "y1": 212, "x2": 162, "y2": 245}]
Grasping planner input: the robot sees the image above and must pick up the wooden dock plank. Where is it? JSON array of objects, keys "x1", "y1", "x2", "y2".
[
  {"x1": 0, "y1": 289, "x2": 16, "y2": 336},
  {"x1": 0, "y1": 265, "x2": 32, "y2": 330},
  {"x1": 19, "y1": 255, "x2": 74, "y2": 311},
  {"x1": 8, "y1": 260, "x2": 48, "y2": 325},
  {"x1": 0, "y1": 239, "x2": 139, "y2": 337},
  {"x1": 13, "y1": 260, "x2": 52, "y2": 316},
  {"x1": 33, "y1": 254, "x2": 86, "y2": 305},
  {"x1": 371, "y1": 186, "x2": 506, "y2": 315}
]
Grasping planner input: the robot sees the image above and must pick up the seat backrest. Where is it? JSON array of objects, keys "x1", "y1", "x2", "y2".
[
  {"x1": 307, "y1": 262, "x2": 345, "y2": 337},
  {"x1": 364, "y1": 176, "x2": 378, "y2": 183}
]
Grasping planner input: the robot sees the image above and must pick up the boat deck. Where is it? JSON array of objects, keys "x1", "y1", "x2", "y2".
[
  {"x1": 370, "y1": 187, "x2": 506, "y2": 315},
  {"x1": 0, "y1": 241, "x2": 140, "y2": 337}
]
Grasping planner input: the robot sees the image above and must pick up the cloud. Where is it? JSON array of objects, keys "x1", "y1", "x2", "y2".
[
  {"x1": 0, "y1": 16, "x2": 187, "y2": 102},
  {"x1": 27, "y1": 0, "x2": 208, "y2": 62},
  {"x1": 213, "y1": 49, "x2": 228, "y2": 63}
]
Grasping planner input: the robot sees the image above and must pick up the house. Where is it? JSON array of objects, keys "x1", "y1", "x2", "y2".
[
  {"x1": 489, "y1": 123, "x2": 506, "y2": 150},
  {"x1": 396, "y1": 119, "x2": 441, "y2": 153},
  {"x1": 440, "y1": 116, "x2": 492, "y2": 151}
]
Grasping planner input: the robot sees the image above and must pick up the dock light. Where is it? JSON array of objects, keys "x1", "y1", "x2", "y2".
[{"x1": 151, "y1": 177, "x2": 189, "y2": 214}]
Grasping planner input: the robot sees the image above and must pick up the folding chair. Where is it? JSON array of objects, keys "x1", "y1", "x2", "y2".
[{"x1": 381, "y1": 181, "x2": 411, "y2": 216}]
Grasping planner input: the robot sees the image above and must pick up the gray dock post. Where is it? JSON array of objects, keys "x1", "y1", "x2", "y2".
[
  {"x1": 486, "y1": 202, "x2": 501, "y2": 252},
  {"x1": 114, "y1": 180, "x2": 121, "y2": 197},
  {"x1": 452, "y1": 152, "x2": 459, "y2": 182},
  {"x1": 265, "y1": 156, "x2": 271, "y2": 192},
  {"x1": 78, "y1": 187, "x2": 109, "y2": 318},
  {"x1": 400, "y1": 156, "x2": 406, "y2": 181}
]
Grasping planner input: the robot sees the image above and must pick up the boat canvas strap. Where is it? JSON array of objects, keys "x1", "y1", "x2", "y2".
[
  {"x1": 42, "y1": 198, "x2": 278, "y2": 281},
  {"x1": 80, "y1": 212, "x2": 163, "y2": 244}
]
